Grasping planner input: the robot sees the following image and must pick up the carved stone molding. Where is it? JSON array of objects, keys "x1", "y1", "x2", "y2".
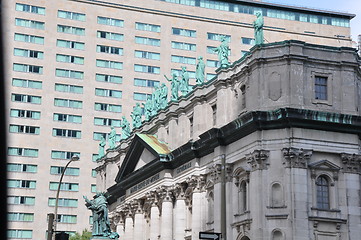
[
  {"x1": 130, "y1": 199, "x2": 144, "y2": 214},
  {"x1": 340, "y1": 153, "x2": 361, "y2": 174},
  {"x1": 282, "y1": 148, "x2": 312, "y2": 169},
  {"x1": 157, "y1": 185, "x2": 174, "y2": 202},
  {"x1": 247, "y1": 149, "x2": 270, "y2": 171},
  {"x1": 174, "y1": 182, "x2": 187, "y2": 200}
]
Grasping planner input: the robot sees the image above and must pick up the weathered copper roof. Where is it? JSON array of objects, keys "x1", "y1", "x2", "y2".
[{"x1": 136, "y1": 133, "x2": 171, "y2": 155}]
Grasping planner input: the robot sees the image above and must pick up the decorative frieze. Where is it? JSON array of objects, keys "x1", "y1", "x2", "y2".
[
  {"x1": 282, "y1": 148, "x2": 312, "y2": 168},
  {"x1": 246, "y1": 149, "x2": 270, "y2": 171},
  {"x1": 340, "y1": 153, "x2": 361, "y2": 174}
]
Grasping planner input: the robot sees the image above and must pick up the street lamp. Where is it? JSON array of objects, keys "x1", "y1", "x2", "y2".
[{"x1": 47, "y1": 154, "x2": 80, "y2": 240}]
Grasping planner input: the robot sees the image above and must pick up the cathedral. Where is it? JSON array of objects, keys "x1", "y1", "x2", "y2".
[{"x1": 96, "y1": 40, "x2": 361, "y2": 240}]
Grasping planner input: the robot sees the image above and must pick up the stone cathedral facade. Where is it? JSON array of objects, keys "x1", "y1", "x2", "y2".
[{"x1": 96, "y1": 40, "x2": 361, "y2": 240}]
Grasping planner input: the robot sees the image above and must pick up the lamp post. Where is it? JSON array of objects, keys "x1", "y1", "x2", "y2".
[{"x1": 47, "y1": 154, "x2": 80, "y2": 240}]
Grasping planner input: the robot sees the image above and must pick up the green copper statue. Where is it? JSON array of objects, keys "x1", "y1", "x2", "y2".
[
  {"x1": 153, "y1": 86, "x2": 161, "y2": 113},
  {"x1": 121, "y1": 116, "x2": 131, "y2": 139},
  {"x1": 160, "y1": 83, "x2": 168, "y2": 109},
  {"x1": 108, "y1": 126, "x2": 116, "y2": 149},
  {"x1": 164, "y1": 73, "x2": 179, "y2": 101},
  {"x1": 84, "y1": 193, "x2": 119, "y2": 239},
  {"x1": 143, "y1": 95, "x2": 153, "y2": 121},
  {"x1": 213, "y1": 36, "x2": 230, "y2": 68},
  {"x1": 196, "y1": 56, "x2": 205, "y2": 85},
  {"x1": 253, "y1": 12, "x2": 264, "y2": 45},
  {"x1": 131, "y1": 103, "x2": 143, "y2": 129},
  {"x1": 98, "y1": 136, "x2": 106, "y2": 159},
  {"x1": 180, "y1": 66, "x2": 192, "y2": 96}
]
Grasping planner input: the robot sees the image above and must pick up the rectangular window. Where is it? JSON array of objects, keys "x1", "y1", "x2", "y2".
[
  {"x1": 94, "y1": 117, "x2": 121, "y2": 127},
  {"x1": 51, "y1": 150, "x2": 80, "y2": 160},
  {"x1": 135, "y1": 22, "x2": 161, "y2": 32},
  {"x1": 16, "y1": 3, "x2": 45, "y2": 15},
  {"x1": 53, "y1": 113, "x2": 82, "y2": 123},
  {"x1": 9, "y1": 124, "x2": 40, "y2": 135},
  {"x1": 94, "y1": 103, "x2": 122, "y2": 113},
  {"x1": 97, "y1": 31, "x2": 123, "y2": 41},
  {"x1": 96, "y1": 59, "x2": 123, "y2": 70},
  {"x1": 171, "y1": 55, "x2": 196, "y2": 65},
  {"x1": 14, "y1": 48, "x2": 43, "y2": 59},
  {"x1": 56, "y1": 54, "x2": 84, "y2": 64},
  {"x1": 8, "y1": 196, "x2": 35, "y2": 205},
  {"x1": 207, "y1": 59, "x2": 218, "y2": 68},
  {"x1": 133, "y1": 92, "x2": 152, "y2": 101},
  {"x1": 171, "y1": 41, "x2": 196, "y2": 51},
  {"x1": 8, "y1": 229, "x2": 33, "y2": 239},
  {"x1": 13, "y1": 63, "x2": 43, "y2": 74},
  {"x1": 241, "y1": 37, "x2": 255, "y2": 45},
  {"x1": 97, "y1": 16, "x2": 123, "y2": 27},
  {"x1": 14, "y1": 33, "x2": 44, "y2": 44},
  {"x1": 95, "y1": 88, "x2": 122, "y2": 98},
  {"x1": 96, "y1": 74, "x2": 122, "y2": 84},
  {"x1": 8, "y1": 147, "x2": 38, "y2": 157},
  {"x1": 11, "y1": 94, "x2": 41, "y2": 104},
  {"x1": 10, "y1": 109, "x2": 40, "y2": 119},
  {"x1": 135, "y1": 50, "x2": 160, "y2": 60},
  {"x1": 92, "y1": 169, "x2": 97, "y2": 178},
  {"x1": 134, "y1": 78, "x2": 160, "y2": 88},
  {"x1": 315, "y1": 76, "x2": 328, "y2": 100},
  {"x1": 52, "y1": 128, "x2": 81, "y2": 138},
  {"x1": 49, "y1": 182, "x2": 79, "y2": 191},
  {"x1": 12, "y1": 78, "x2": 42, "y2": 89},
  {"x1": 93, "y1": 132, "x2": 121, "y2": 141},
  {"x1": 54, "y1": 98, "x2": 83, "y2": 108},
  {"x1": 8, "y1": 212, "x2": 34, "y2": 222},
  {"x1": 48, "y1": 198, "x2": 78, "y2": 207},
  {"x1": 96, "y1": 45, "x2": 123, "y2": 55},
  {"x1": 50, "y1": 166, "x2": 80, "y2": 176},
  {"x1": 172, "y1": 27, "x2": 196, "y2": 37},
  {"x1": 57, "y1": 25, "x2": 85, "y2": 35},
  {"x1": 207, "y1": 33, "x2": 231, "y2": 42},
  {"x1": 91, "y1": 184, "x2": 97, "y2": 193},
  {"x1": 55, "y1": 69, "x2": 84, "y2": 79},
  {"x1": 55, "y1": 83, "x2": 83, "y2": 94},
  {"x1": 7, "y1": 164, "x2": 37, "y2": 173},
  {"x1": 134, "y1": 64, "x2": 160, "y2": 74},
  {"x1": 15, "y1": 18, "x2": 44, "y2": 29},
  {"x1": 135, "y1": 36, "x2": 160, "y2": 46},
  {"x1": 57, "y1": 39, "x2": 84, "y2": 50},
  {"x1": 58, "y1": 10, "x2": 85, "y2": 21},
  {"x1": 8, "y1": 180, "x2": 36, "y2": 189},
  {"x1": 57, "y1": 214, "x2": 77, "y2": 223}
]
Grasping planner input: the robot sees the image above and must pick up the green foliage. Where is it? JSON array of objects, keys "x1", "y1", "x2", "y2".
[{"x1": 69, "y1": 229, "x2": 92, "y2": 240}]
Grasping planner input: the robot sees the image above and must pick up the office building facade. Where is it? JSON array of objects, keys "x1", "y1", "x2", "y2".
[{"x1": 3, "y1": 0, "x2": 354, "y2": 238}]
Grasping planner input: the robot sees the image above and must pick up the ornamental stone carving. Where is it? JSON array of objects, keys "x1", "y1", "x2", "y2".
[
  {"x1": 187, "y1": 175, "x2": 206, "y2": 193},
  {"x1": 208, "y1": 163, "x2": 234, "y2": 183},
  {"x1": 157, "y1": 186, "x2": 174, "y2": 202},
  {"x1": 340, "y1": 153, "x2": 361, "y2": 174},
  {"x1": 282, "y1": 148, "x2": 312, "y2": 168},
  {"x1": 246, "y1": 149, "x2": 270, "y2": 171},
  {"x1": 174, "y1": 183, "x2": 187, "y2": 200}
]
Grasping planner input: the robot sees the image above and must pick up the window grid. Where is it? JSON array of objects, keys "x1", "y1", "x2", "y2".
[
  {"x1": 135, "y1": 36, "x2": 160, "y2": 46},
  {"x1": 48, "y1": 198, "x2": 78, "y2": 207},
  {"x1": 134, "y1": 78, "x2": 160, "y2": 88},
  {"x1": 135, "y1": 50, "x2": 160, "y2": 60},
  {"x1": 8, "y1": 212, "x2": 34, "y2": 222},
  {"x1": 54, "y1": 98, "x2": 83, "y2": 108},
  {"x1": 97, "y1": 45, "x2": 123, "y2": 55},
  {"x1": 51, "y1": 150, "x2": 80, "y2": 160},
  {"x1": 96, "y1": 59, "x2": 123, "y2": 70},
  {"x1": 96, "y1": 74, "x2": 122, "y2": 84},
  {"x1": 55, "y1": 83, "x2": 83, "y2": 94},
  {"x1": 9, "y1": 124, "x2": 40, "y2": 135},
  {"x1": 12, "y1": 78, "x2": 42, "y2": 89},
  {"x1": 15, "y1": 18, "x2": 44, "y2": 29},
  {"x1": 56, "y1": 54, "x2": 84, "y2": 64},
  {"x1": 49, "y1": 182, "x2": 79, "y2": 191},
  {"x1": 171, "y1": 41, "x2": 196, "y2": 51},
  {"x1": 8, "y1": 147, "x2": 38, "y2": 157},
  {"x1": 94, "y1": 117, "x2": 121, "y2": 127},
  {"x1": 7, "y1": 163, "x2": 37, "y2": 173},
  {"x1": 316, "y1": 176, "x2": 330, "y2": 209},
  {"x1": 14, "y1": 48, "x2": 44, "y2": 59},
  {"x1": 13, "y1": 63, "x2": 43, "y2": 74},
  {"x1": 16, "y1": 3, "x2": 45, "y2": 15},
  {"x1": 134, "y1": 64, "x2": 160, "y2": 74},
  {"x1": 53, "y1": 113, "x2": 82, "y2": 123},
  {"x1": 52, "y1": 128, "x2": 81, "y2": 138},
  {"x1": 8, "y1": 229, "x2": 33, "y2": 239},
  {"x1": 11, "y1": 94, "x2": 41, "y2": 104},
  {"x1": 135, "y1": 22, "x2": 161, "y2": 32},
  {"x1": 14, "y1": 33, "x2": 44, "y2": 44},
  {"x1": 50, "y1": 166, "x2": 80, "y2": 176},
  {"x1": 58, "y1": 10, "x2": 85, "y2": 21},
  {"x1": 8, "y1": 180, "x2": 36, "y2": 189},
  {"x1": 8, "y1": 196, "x2": 35, "y2": 205},
  {"x1": 97, "y1": 16, "x2": 123, "y2": 27},
  {"x1": 57, "y1": 24, "x2": 85, "y2": 35},
  {"x1": 94, "y1": 103, "x2": 122, "y2": 113},
  {"x1": 315, "y1": 76, "x2": 328, "y2": 100},
  {"x1": 172, "y1": 27, "x2": 196, "y2": 37},
  {"x1": 10, "y1": 109, "x2": 41, "y2": 119},
  {"x1": 95, "y1": 88, "x2": 122, "y2": 98},
  {"x1": 97, "y1": 31, "x2": 123, "y2": 41},
  {"x1": 57, "y1": 39, "x2": 84, "y2": 50}
]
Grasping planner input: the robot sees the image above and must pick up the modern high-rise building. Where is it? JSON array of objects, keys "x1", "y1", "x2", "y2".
[{"x1": 3, "y1": 0, "x2": 355, "y2": 239}]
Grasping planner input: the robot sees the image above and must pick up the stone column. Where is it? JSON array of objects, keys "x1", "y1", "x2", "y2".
[
  {"x1": 123, "y1": 204, "x2": 134, "y2": 240},
  {"x1": 159, "y1": 186, "x2": 174, "y2": 240},
  {"x1": 173, "y1": 183, "x2": 187, "y2": 240},
  {"x1": 188, "y1": 175, "x2": 206, "y2": 240},
  {"x1": 147, "y1": 191, "x2": 160, "y2": 240},
  {"x1": 132, "y1": 199, "x2": 144, "y2": 240},
  {"x1": 114, "y1": 211, "x2": 125, "y2": 239}
]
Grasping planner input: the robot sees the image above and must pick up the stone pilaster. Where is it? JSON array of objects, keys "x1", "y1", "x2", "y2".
[
  {"x1": 247, "y1": 149, "x2": 270, "y2": 171},
  {"x1": 282, "y1": 147, "x2": 312, "y2": 168},
  {"x1": 146, "y1": 191, "x2": 160, "y2": 240},
  {"x1": 113, "y1": 210, "x2": 125, "y2": 239},
  {"x1": 340, "y1": 153, "x2": 361, "y2": 174},
  {"x1": 123, "y1": 204, "x2": 134, "y2": 240},
  {"x1": 173, "y1": 183, "x2": 187, "y2": 240},
  {"x1": 131, "y1": 199, "x2": 144, "y2": 240}
]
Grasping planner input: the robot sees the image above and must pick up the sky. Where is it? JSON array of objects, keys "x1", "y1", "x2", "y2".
[{"x1": 264, "y1": 0, "x2": 361, "y2": 43}]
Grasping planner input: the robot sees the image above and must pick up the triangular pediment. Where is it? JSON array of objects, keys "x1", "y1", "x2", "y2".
[
  {"x1": 115, "y1": 134, "x2": 171, "y2": 183},
  {"x1": 308, "y1": 159, "x2": 340, "y2": 171}
]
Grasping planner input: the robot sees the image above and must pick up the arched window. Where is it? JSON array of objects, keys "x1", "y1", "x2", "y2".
[
  {"x1": 316, "y1": 175, "x2": 329, "y2": 209},
  {"x1": 271, "y1": 183, "x2": 283, "y2": 207},
  {"x1": 238, "y1": 181, "x2": 247, "y2": 213},
  {"x1": 240, "y1": 236, "x2": 250, "y2": 240},
  {"x1": 272, "y1": 229, "x2": 284, "y2": 240}
]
